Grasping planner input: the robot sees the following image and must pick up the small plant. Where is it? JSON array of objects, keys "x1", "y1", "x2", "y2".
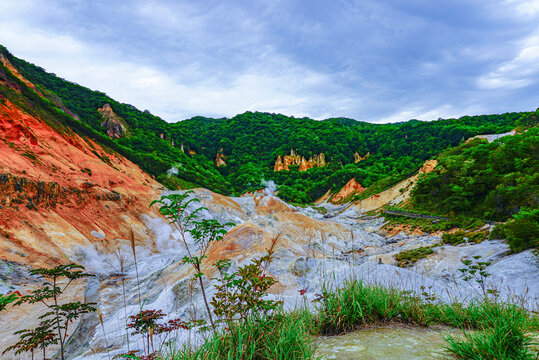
[
  {"x1": 459, "y1": 255, "x2": 496, "y2": 298},
  {"x1": 21, "y1": 151, "x2": 38, "y2": 161},
  {"x1": 419, "y1": 285, "x2": 437, "y2": 303},
  {"x1": 4, "y1": 264, "x2": 95, "y2": 360},
  {"x1": 211, "y1": 236, "x2": 282, "y2": 324},
  {"x1": 122, "y1": 309, "x2": 188, "y2": 358},
  {"x1": 0, "y1": 291, "x2": 18, "y2": 311},
  {"x1": 151, "y1": 191, "x2": 234, "y2": 332},
  {"x1": 394, "y1": 246, "x2": 435, "y2": 267},
  {"x1": 81, "y1": 167, "x2": 92, "y2": 176}
]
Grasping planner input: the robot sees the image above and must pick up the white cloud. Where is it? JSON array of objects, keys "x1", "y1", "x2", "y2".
[
  {"x1": 477, "y1": 32, "x2": 539, "y2": 90},
  {"x1": 504, "y1": 0, "x2": 539, "y2": 17},
  {"x1": 0, "y1": 11, "x2": 351, "y2": 121},
  {"x1": 378, "y1": 104, "x2": 481, "y2": 123}
]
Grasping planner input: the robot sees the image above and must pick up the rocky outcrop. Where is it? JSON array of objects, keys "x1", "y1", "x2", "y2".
[
  {"x1": 354, "y1": 152, "x2": 370, "y2": 163},
  {"x1": 98, "y1": 103, "x2": 126, "y2": 138},
  {"x1": 215, "y1": 148, "x2": 226, "y2": 166},
  {"x1": 274, "y1": 149, "x2": 325, "y2": 171},
  {"x1": 331, "y1": 178, "x2": 365, "y2": 204}
]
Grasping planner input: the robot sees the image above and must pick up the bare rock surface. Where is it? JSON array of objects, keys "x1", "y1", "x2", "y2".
[{"x1": 1, "y1": 189, "x2": 537, "y2": 359}]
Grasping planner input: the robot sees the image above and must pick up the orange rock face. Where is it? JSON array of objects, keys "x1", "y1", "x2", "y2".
[
  {"x1": 331, "y1": 178, "x2": 365, "y2": 204},
  {"x1": 215, "y1": 148, "x2": 227, "y2": 166},
  {"x1": 419, "y1": 159, "x2": 437, "y2": 174},
  {"x1": 0, "y1": 98, "x2": 162, "y2": 267},
  {"x1": 274, "y1": 149, "x2": 325, "y2": 171}
]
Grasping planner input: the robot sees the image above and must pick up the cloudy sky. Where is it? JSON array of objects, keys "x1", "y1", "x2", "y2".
[{"x1": 1, "y1": 0, "x2": 538, "y2": 122}]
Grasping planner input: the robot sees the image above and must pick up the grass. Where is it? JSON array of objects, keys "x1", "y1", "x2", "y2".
[
  {"x1": 157, "y1": 280, "x2": 538, "y2": 359},
  {"x1": 315, "y1": 280, "x2": 538, "y2": 359},
  {"x1": 163, "y1": 311, "x2": 316, "y2": 360},
  {"x1": 444, "y1": 306, "x2": 538, "y2": 359}
]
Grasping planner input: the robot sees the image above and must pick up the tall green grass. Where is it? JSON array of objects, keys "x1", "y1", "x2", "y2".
[
  {"x1": 157, "y1": 280, "x2": 537, "y2": 360},
  {"x1": 315, "y1": 280, "x2": 538, "y2": 358},
  {"x1": 164, "y1": 311, "x2": 315, "y2": 360},
  {"x1": 444, "y1": 313, "x2": 537, "y2": 359}
]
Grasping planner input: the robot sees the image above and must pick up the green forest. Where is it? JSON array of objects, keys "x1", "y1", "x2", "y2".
[
  {"x1": 1, "y1": 45, "x2": 536, "y2": 204},
  {"x1": 410, "y1": 125, "x2": 538, "y2": 251}
]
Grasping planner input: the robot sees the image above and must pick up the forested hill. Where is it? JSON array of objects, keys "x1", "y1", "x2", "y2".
[
  {"x1": 1, "y1": 45, "x2": 536, "y2": 202},
  {"x1": 410, "y1": 126, "x2": 538, "y2": 252},
  {"x1": 172, "y1": 111, "x2": 531, "y2": 202}
]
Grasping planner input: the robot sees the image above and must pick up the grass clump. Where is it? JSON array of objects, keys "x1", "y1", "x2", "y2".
[
  {"x1": 167, "y1": 311, "x2": 315, "y2": 360},
  {"x1": 443, "y1": 301, "x2": 538, "y2": 359},
  {"x1": 394, "y1": 246, "x2": 435, "y2": 267},
  {"x1": 315, "y1": 281, "x2": 432, "y2": 335}
]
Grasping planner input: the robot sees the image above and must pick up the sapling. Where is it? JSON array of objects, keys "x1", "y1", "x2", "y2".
[
  {"x1": 4, "y1": 263, "x2": 96, "y2": 360},
  {"x1": 459, "y1": 255, "x2": 497, "y2": 298},
  {"x1": 211, "y1": 236, "x2": 283, "y2": 324},
  {"x1": 151, "y1": 191, "x2": 233, "y2": 332},
  {"x1": 121, "y1": 309, "x2": 188, "y2": 359}
]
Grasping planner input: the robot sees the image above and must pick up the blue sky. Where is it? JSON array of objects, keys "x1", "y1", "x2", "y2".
[{"x1": 1, "y1": 0, "x2": 538, "y2": 122}]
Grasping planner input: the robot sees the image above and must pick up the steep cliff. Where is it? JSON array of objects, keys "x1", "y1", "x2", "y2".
[{"x1": 353, "y1": 160, "x2": 437, "y2": 212}]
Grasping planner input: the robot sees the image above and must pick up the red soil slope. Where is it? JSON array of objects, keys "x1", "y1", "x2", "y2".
[{"x1": 0, "y1": 97, "x2": 163, "y2": 267}]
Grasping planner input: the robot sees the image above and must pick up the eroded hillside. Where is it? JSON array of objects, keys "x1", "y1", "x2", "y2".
[{"x1": 0, "y1": 63, "x2": 163, "y2": 268}]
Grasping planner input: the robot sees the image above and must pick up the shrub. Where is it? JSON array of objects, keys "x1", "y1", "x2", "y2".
[
  {"x1": 394, "y1": 246, "x2": 435, "y2": 267},
  {"x1": 504, "y1": 208, "x2": 539, "y2": 252},
  {"x1": 4, "y1": 264, "x2": 95, "y2": 360},
  {"x1": 442, "y1": 230, "x2": 487, "y2": 246}
]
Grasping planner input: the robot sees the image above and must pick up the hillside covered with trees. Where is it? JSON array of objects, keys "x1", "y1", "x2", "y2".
[
  {"x1": 1, "y1": 45, "x2": 536, "y2": 203},
  {"x1": 411, "y1": 125, "x2": 538, "y2": 251}
]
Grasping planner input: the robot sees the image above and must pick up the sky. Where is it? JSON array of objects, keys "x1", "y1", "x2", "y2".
[{"x1": 0, "y1": 0, "x2": 538, "y2": 123}]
